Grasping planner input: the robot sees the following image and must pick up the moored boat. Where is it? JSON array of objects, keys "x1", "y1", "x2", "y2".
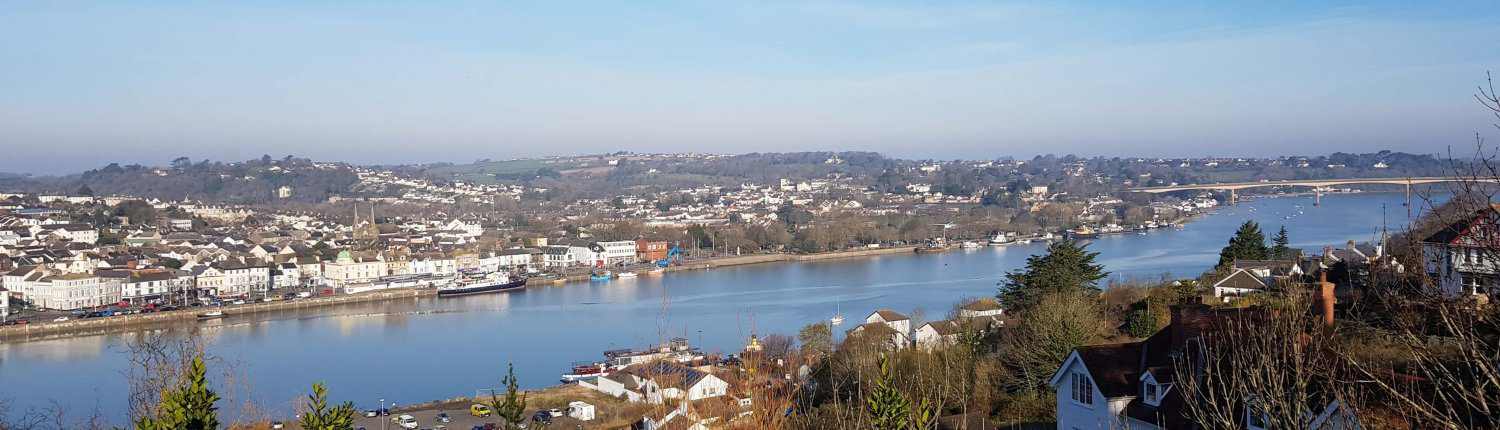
[
  {"x1": 988, "y1": 232, "x2": 1015, "y2": 245},
  {"x1": 616, "y1": 271, "x2": 638, "y2": 279},
  {"x1": 589, "y1": 271, "x2": 613, "y2": 282},
  {"x1": 197, "y1": 310, "x2": 225, "y2": 320},
  {"x1": 1067, "y1": 226, "x2": 1100, "y2": 239},
  {"x1": 562, "y1": 338, "x2": 704, "y2": 382},
  {"x1": 436, "y1": 274, "x2": 527, "y2": 297},
  {"x1": 560, "y1": 361, "x2": 618, "y2": 382}
]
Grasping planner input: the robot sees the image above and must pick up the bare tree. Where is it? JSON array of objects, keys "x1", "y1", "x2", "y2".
[
  {"x1": 121, "y1": 328, "x2": 215, "y2": 421},
  {"x1": 1174, "y1": 288, "x2": 1367, "y2": 429}
]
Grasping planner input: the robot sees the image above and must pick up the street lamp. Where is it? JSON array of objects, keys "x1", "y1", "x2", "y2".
[{"x1": 381, "y1": 398, "x2": 387, "y2": 430}]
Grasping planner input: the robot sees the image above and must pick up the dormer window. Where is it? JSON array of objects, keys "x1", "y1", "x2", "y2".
[{"x1": 1140, "y1": 372, "x2": 1170, "y2": 407}]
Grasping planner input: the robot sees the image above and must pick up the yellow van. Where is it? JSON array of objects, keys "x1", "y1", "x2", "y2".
[{"x1": 470, "y1": 404, "x2": 492, "y2": 417}]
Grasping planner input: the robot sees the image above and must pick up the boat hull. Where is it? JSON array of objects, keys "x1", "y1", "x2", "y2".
[{"x1": 436, "y1": 278, "x2": 527, "y2": 297}]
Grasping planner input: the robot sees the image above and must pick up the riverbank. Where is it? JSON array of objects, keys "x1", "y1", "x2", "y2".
[
  {"x1": 0, "y1": 288, "x2": 432, "y2": 342},
  {"x1": 0, "y1": 247, "x2": 919, "y2": 342}
]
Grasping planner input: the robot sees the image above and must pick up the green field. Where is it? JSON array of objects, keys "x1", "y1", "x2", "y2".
[{"x1": 426, "y1": 159, "x2": 553, "y2": 183}]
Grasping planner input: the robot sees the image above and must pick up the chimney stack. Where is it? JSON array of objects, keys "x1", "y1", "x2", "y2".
[
  {"x1": 1318, "y1": 272, "x2": 1335, "y2": 335},
  {"x1": 1170, "y1": 303, "x2": 1214, "y2": 352}
]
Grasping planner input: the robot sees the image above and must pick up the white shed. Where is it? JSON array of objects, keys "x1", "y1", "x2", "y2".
[{"x1": 567, "y1": 401, "x2": 595, "y2": 421}]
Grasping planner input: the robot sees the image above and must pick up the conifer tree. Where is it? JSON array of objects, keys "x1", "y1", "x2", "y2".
[
  {"x1": 997, "y1": 240, "x2": 1108, "y2": 311},
  {"x1": 1270, "y1": 225, "x2": 1291, "y2": 258},
  {"x1": 130, "y1": 356, "x2": 219, "y2": 430},
  {"x1": 1216, "y1": 220, "x2": 1269, "y2": 269},
  {"x1": 490, "y1": 363, "x2": 527, "y2": 429}
]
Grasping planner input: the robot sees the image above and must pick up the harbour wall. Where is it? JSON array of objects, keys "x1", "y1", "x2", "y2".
[{"x1": 0, "y1": 288, "x2": 432, "y2": 342}]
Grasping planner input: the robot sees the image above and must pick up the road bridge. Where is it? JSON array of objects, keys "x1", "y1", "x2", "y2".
[{"x1": 1127, "y1": 177, "x2": 1494, "y2": 216}]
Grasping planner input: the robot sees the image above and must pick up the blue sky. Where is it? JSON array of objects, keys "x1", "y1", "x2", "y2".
[{"x1": 2, "y1": 1, "x2": 1496, "y2": 174}]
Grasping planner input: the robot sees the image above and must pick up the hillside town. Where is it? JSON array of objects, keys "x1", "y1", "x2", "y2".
[{"x1": 0, "y1": 151, "x2": 1486, "y2": 430}]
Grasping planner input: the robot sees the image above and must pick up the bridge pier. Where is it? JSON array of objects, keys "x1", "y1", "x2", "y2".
[
  {"x1": 1314, "y1": 188, "x2": 1321, "y2": 206},
  {"x1": 1229, "y1": 189, "x2": 1236, "y2": 205},
  {"x1": 1405, "y1": 183, "x2": 1412, "y2": 219}
]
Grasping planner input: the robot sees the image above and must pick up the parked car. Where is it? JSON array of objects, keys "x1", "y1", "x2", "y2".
[
  {"x1": 2, "y1": 321, "x2": 15, "y2": 326},
  {"x1": 365, "y1": 409, "x2": 379, "y2": 417},
  {"x1": 546, "y1": 408, "x2": 562, "y2": 417},
  {"x1": 271, "y1": 421, "x2": 284, "y2": 429},
  {"x1": 52, "y1": 317, "x2": 69, "y2": 322},
  {"x1": 282, "y1": 293, "x2": 298, "y2": 300},
  {"x1": 15, "y1": 319, "x2": 27, "y2": 324},
  {"x1": 436, "y1": 412, "x2": 451, "y2": 422},
  {"x1": 469, "y1": 404, "x2": 492, "y2": 417},
  {"x1": 396, "y1": 414, "x2": 418, "y2": 429},
  {"x1": 531, "y1": 411, "x2": 552, "y2": 424},
  {"x1": 297, "y1": 292, "x2": 312, "y2": 298}
]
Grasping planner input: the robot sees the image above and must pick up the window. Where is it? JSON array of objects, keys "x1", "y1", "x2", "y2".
[
  {"x1": 1143, "y1": 383, "x2": 1158, "y2": 404},
  {"x1": 1070, "y1": 372, "x2": 1094, "y2": 405},
  {"x1": 1246, "y1": 400, "x2": 1268, "y2": 430}
]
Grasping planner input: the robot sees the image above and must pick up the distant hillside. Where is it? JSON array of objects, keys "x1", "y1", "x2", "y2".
[{"x1": 11, "y1": 156, "x2": 361, "y2": 204}]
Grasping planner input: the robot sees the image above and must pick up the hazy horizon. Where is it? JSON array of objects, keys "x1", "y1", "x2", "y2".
[{"x1": 4, "y1": 1, "x2": 1497, "y2": 174}]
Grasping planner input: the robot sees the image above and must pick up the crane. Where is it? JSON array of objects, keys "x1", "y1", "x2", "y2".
[{"x1": 657, "y1": 245, "x2": 682, "y2": 268}]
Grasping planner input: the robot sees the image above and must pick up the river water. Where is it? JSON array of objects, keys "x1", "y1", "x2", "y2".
[{"x1": 0, "y1": 192, "x2": 1427, "y2": 422}]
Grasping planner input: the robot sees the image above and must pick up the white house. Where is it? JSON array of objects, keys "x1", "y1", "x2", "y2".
[
  {"x1": 543, "y1": 246, "x2": 574, "y2": 268},
  {"x1": 597, "y1": 241, "x2": 638, "y2": 265},
  {"x1": 322, "y1": 251, "x2": 386, "y2": 286},
  {"x1": 272, "y1": 262, "x2": 302, "y2": 288},
  {"x1": 590, "y1": 362, "x2": 728, "y2": 405},
  {"x1": 915, "y1": 320, "x2": 960, "y2": 350},
  {"x1": 957, "y1": 298, "x2": 1005, "y2": 318},
  {"x1": 35, "y1": 223, "x2": 98, "y2": 244},
  {"x1": 410, "y1": 255, "x2": 458, "y2": 277},
  {"x1": 1049, "y1": 302, "x2": 1356, "y2": 430},
  {"x1": 121, "y1": 269, "x2": 192, "y2": 304},
  {"x1": 568, "y1": 242, "x2": 605, "y2": 267},
  {"x1": 865, "y1": 309, "x2": 911, "y2": 336},
  {"x1": 493, "y1": 248, "x2": 537, "y2": 271},
  {"x1": 1049, "y1": 344, "x2": 1138, "y2": 430},
  {"x1": 1422, "y1": 204, "x2": 1500, "y2": 296},
  {"x1": 193, "y1": 258, "x2": 272, "y2": 297},
  {"x1": 30, "y1": 272, "x2": 122, "y2": 310}
]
